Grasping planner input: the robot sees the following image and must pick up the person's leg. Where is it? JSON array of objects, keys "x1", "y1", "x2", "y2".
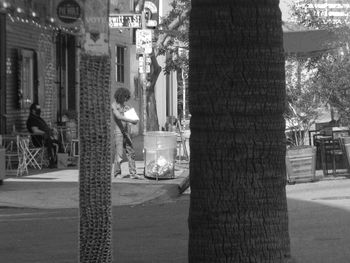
[
  {"x1": 44, "y1": 137, "x2": 56, "y2": 168},
  {"x1": 113, "y1": 133, "x2": 124, "y2": 177},
  {"x1": 124, "y1": 134, "x2": 142, "y2": 179}
]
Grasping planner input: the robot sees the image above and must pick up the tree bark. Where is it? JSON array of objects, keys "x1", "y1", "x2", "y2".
[
  {"x1": 79, "y1": 0, "x2": 112, "y2": 262},
  {"x1": 146, "y1": 53, "x2": 161, "y2": 131},
  {"x1": 188, "y1": 0, "x2": 291, "y2": 262}
]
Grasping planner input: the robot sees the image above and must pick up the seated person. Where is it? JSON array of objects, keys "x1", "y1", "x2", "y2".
[{"x1": 26, "y1": 103, "x2": 61, "y2": 168}]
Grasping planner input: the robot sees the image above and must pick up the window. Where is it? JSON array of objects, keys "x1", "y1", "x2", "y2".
[
  {"x1": 18, "y1": 49, "x2": 36, "y2": 109},
  {"x1": 115, "y1": 45, "x2": 125, "y2": 83}
]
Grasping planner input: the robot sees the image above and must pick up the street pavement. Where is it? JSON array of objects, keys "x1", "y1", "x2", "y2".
[
  {"x1": 0, "y1": 161, "x2": 189, "y2": 209},
  {"x1": 0, "y1": 165, "x2": 350, "y2": 262}
]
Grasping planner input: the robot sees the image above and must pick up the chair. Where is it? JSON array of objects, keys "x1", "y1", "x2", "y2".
[
  {"x1": 314, "y1": 128, "x2": 350, "y2": 176},
  {"x1": 175, "y1": 121, "x2": 189, "y2": 163},
  {"x1": 18, "y1": 135, "x2": 46, "y2": 171},
  {"x1": 2, "y1": 135, "x2": 20, "y2": 175},
  {"x1": 340, "y1": 136, "x2": 350, "y2": 174}
]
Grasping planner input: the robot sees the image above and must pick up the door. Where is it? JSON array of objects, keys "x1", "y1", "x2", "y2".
[
  {"x1": 56, "y1": 32, "x2": 77, "y2": 123},
  {"x1": 0, "y1": 13, "x2": 6, "y2": 134}
]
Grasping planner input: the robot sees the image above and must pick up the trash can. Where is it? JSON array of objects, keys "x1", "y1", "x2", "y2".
[{"x1": 144, "y1": 131, "x2": 177, "y2": 180}]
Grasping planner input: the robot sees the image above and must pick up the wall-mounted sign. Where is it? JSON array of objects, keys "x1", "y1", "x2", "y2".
[
  {"x1": 84, "y1": 32, "x2": 109, "y2": 55},
  {"x1": 109, "y1": 14, "x2": 142, "y2": 28},
  {"x1": 136, "y1": 29, "x2": 153, "y2": 54},
  {"x1": 57, "y1": 0, "x2": 82, "y2": 24}
]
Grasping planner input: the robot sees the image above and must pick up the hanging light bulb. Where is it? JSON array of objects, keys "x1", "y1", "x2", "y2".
[
  {"x1": 16, "y1": 7, "x2": 23, "y2": 13},
  {"x1": 2, "y1": 2, "x2": 10, "y2": 9}
]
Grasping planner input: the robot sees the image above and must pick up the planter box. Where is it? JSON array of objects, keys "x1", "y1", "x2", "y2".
[{"x1": 286, "y1": 146, "x2": 316, "y2": 183}]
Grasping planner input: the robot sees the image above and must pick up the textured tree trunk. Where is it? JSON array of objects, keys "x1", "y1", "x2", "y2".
[
  {"x1": 188, "y1": 1, "x2": 292, "y2": 262},
  {"x1": 79, "y1": 55, "x2": 112, "y2": 263},
  {"x1": 146, "y1": 53, "x2": 161, "y2": 131},
  {"x1": 79, "y1": 0, "x2": 112, "y2": 262}
]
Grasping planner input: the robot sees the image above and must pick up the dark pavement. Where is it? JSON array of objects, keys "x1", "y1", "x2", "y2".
[
  {"x1": 1, "y1": 178, "x2": 350, "y2": 263},
  {"x1": 0, "y1": 198, "x2": 189, "y2": 263},
  {"x1": 0, "y1": 169, "x2": 350, "y2": 262}
]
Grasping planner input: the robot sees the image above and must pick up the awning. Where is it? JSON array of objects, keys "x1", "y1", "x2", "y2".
[{"x1": 282, "y1": 22, "x2": 340, "y2": 55}]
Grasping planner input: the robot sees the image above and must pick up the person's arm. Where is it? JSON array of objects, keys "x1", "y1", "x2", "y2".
[
  {"x1": 30, "y1": 126, "x2": 47, "y2": 137},
  {"x1": 111, "y1": 102, "x2": 138, "y2": 124}
]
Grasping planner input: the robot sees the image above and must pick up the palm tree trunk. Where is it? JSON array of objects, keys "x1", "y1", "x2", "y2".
[
  {"x1": 79, "y1": 0, "x2": 112, "y2": 262},
  {"x1": 188, "y1": 1, "x2": 291, "y2": 262}
]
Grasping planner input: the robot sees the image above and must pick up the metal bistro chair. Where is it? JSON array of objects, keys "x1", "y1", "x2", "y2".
[
  {"x1": 314, "y1": 128, "x2": 350, "y2": 176},
  {"x1": 2, "y1": 135, "x2": 20, "y2": 175},
  {"x1": 18, "y1": 135, "x2": 47, "y2": 171},
  {"x1": 175, "y1": 120, "x2": 189, "y2": 163}
]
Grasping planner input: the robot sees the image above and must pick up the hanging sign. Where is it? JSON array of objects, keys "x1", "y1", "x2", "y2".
[
  {"x1": 144, "y1": 0, "x2": 159, "y2": 27},
  {"x1": 56, "y1": 0, "x2": 82, "y2": 24}
]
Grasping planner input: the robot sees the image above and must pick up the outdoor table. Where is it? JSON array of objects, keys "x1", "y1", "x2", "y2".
[
  {"x1": 314, "y1": 135, "x2": 333, "y2": 176},
  {"x1": 314, "y1": 135, "x2": 347, "y2": 177}
]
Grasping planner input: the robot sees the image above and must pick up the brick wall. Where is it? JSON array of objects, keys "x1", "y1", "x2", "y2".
[{"x1": 5, "y1": 16, "x2": 57, "y2": 133}]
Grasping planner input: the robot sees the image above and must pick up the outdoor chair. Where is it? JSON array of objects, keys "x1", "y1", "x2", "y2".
[
  {"x1": 2, "y1": 135, "x2": 20, "y2": 175},
  {"x1": 175, "y1": 120, "x2": 188, "y2": 163},
  {"x1": 19, "y1": 135, "x2": 47, "y2": 171},
  {"x1": 314, "y1": 129, "x2": 350, "y2": 176}
]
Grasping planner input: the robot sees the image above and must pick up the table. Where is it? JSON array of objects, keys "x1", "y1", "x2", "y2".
[{"x1": 314, "y1": 135, "x2": 346, "y2": 176}]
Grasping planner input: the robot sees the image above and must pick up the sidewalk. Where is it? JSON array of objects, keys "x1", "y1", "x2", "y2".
[{"x1": 0, "y1": 161, "x2": 189, "y2": 209}]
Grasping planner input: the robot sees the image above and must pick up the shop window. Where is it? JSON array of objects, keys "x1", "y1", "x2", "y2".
[
  {"x1": 18, "y1": 49, "x2": 37, "y2": 109},
  {"x1": 115, "y1": 45, "x2": 125, "y2": 83}
]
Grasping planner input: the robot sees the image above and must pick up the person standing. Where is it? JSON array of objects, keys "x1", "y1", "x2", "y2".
[{"x1": 111, "y1": 88, "x2": 142, "y2": 179}]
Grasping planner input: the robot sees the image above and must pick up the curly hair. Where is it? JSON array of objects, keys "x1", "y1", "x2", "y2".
[{"x1": 114, "y1": 87, "x2": 131, "y2": 104}]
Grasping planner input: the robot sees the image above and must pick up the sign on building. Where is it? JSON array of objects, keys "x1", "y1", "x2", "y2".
[
  {"x1": 143, "y1": 0, "x2": 159, "y2": 27},
  {"x1": 109, "y1": 14, "x2": 142, "y2": 28},
  {"x1": 56, "y1": 0, "x2": 82, "y2": 24},
  {"x1": 136, "y1": 29, "x2": 153, "y2": 54}
]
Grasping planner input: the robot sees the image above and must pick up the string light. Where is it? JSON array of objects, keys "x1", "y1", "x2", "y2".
[
  {"x1": 0, "y1": 3, "x2": 79, "y2": 35},
  {"x1": 2, "y1": 2, "x2": 10, "y2": 8}
]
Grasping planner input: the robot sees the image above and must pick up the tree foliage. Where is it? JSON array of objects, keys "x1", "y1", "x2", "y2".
[
  {"x1": 284, "y1": 57, "x2": 320, "y2": 146},
  {"x1": 133, "y1": 0, "x2": 190, "y2": 131},
  {"x1": 288, "y1": 0, "x2": 350, "y2": 127},
  {"x1": 156, "y1": 0, "x2": 190, "y2": 74}
]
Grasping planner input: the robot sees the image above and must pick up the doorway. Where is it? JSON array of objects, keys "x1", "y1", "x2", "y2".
[
  {"x1": 56, "y1": 32, "x2": 77, "y2": 124},
  {"x1": 0, "y1": 13, "x2": 6, "y2": 134}
]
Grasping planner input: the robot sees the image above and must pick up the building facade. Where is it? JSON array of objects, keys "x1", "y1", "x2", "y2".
[
  {"x1": 0, "y1": 0, "x2": 181, "y2": 137},
  {"x1": 0, "y1": 0, "x2": 79, "y2": 135},
  {"x1": 110, "y1": 0, "x2": 180, "y2": 136}
]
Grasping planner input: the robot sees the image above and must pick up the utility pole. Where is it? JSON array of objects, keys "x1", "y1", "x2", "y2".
[
  {"x1": 182, "y1": 69, "x2": 186, "y2": 121},
  {"x1": 137, "y1": 11, "x2": 153, "y2": 135},
  {"x1": 141, "y1": 11, "x2": 148, "y2": 135}
]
